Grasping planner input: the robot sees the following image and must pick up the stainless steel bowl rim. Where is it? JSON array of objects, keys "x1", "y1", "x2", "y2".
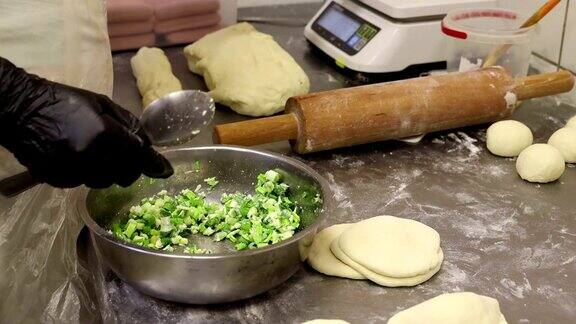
[{"x1": 76, "y1": 145, "x2": 332, "y2": 260}]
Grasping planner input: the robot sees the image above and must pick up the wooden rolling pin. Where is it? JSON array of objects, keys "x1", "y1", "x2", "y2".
[{"x1": 214, "y1": 68, "x2": 574, "y2": 154}]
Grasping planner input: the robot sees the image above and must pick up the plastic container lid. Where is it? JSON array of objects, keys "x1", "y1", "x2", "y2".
[{"x1": 442, "y1": 8, "x2": 534, "y2": 44}]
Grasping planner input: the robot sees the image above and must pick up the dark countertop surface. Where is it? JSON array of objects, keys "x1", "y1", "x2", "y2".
[{"x1": 54, "y1": 3, "x2": 576, "y2": 323}]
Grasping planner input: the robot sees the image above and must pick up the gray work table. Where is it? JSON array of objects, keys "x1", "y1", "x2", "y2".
[{"x1": 87, "y1": 3, "x2": 576, "y2": 323}]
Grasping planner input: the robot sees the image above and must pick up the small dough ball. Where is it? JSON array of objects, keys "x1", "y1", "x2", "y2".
[
  {"x1": 516, "y1": 144, "x2": 565, "y2": 183},
  {"x1": 307, "y1": 224, "x2": 365, "y2": 280},
  {"x1": 387, "y1": 292, "x2": 507, "y2": 324},
  {"x1": 548, "y1": 127, "x2": 576, "y2": 163},
  {"x1": 567, "y1": 116, "x2": 576, "y2": 129},
  {"x1": 486, "y1": 120, "x2": 533, "y2": 157},
  {"x1": 302, "y1": 320, "x2": 350, "y2": 324}
]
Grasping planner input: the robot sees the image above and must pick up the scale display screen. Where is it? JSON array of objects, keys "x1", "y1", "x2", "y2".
[
  {"x1": 317, "y1": 6, "x2": 361, "y2": 43},
  {"x1": 312, "y1": 2, "x2": 380, "y2": 55}
]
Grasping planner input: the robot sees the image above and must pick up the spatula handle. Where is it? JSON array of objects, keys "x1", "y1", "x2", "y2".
[
  {"x1": 0, "y1": 171, "x2": 40, "y2": 198},
  {"x1": 213, "y1": 113, "x2": 299, "y2": 146},
  {"x1": 514, "y1": 70, "x2": 574, "y2": 100}
]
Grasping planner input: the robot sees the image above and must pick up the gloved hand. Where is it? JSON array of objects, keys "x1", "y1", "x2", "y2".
[{"x1": 0, "y1": 57, "x2": 173, "y2": 188}]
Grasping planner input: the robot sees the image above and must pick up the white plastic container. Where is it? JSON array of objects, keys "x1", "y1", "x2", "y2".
[{"x1": 442, "y1": 8, "x2": 535, "y2": 77}]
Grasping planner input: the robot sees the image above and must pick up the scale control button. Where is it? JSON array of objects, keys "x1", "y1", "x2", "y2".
[
  {"x1": 347, "y1": 35, "x2": 360, "y2": 47},
  {"x1": 353, "y1": 39, "x2": 366, "y2": 50}
]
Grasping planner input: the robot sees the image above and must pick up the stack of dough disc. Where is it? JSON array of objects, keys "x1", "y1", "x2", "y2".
[
  {"x1": 307, "y1": 216, "x2": 443, "y2": 287},
  {"x1": 307, "y1": 224, "x2": 365, "y2": 280}
]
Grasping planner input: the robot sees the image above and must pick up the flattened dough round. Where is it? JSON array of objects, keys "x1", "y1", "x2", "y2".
[
  {"x1": 338, "y1": 216, "x2": 442, "y2": 278},
  {"x1": 307, "y1": 224, "x2": 365, "y2": 280},
  {"x1": 486, "y1": 120, "x2": 533, "y2": 157},
  {"x1": 331, "y1": 237, "x2": 443, "y2": 287},
  {"x1": 567, "y1": 116, "x2": 576, "y2": 129},
  {"x1": 548, "y1": 127, "x2": 576, "y2": 163},
  {"x1": 516, "y1": 144, "x2": 565, "y2": 183},
  {"x1": 387, "y1": 292, "x2": 508, "y2": 324}
]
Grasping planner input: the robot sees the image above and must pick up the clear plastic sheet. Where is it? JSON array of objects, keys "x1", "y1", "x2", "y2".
[{"x1": 0, "y1": 0, "x2": 112, "y2": 322}]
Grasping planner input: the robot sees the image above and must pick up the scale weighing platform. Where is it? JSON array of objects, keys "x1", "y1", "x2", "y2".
[{"x1": 304, "y1": 0, "x2": 497, "y2": 74}]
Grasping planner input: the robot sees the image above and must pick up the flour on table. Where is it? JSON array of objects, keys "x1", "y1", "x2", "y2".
[
  {"x1": 434, "y1": 131, "x2": 482, "y2": 162},
  {"x1": 522, "y1": 205, "x2": 534, "y2": 215},
  {"x1": 500, "y1": 276, "x2": 532, "y2": 299},
  {"x1": 325, "y1": 172, "x2": 354, "y2": 210},
  {"x1": 330, "y1": 154, "x2": 365, "y2": 170}
]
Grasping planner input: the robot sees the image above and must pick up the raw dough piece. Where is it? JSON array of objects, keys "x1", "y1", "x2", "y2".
[
  {"x1": 302, "y1": 320, "x2": 350, "y2": 324},
  {"x1": 486, "y1": 120, "x2": 533, "y2": 157},
  {"x1": 331, "y1": 237, "x2": 443, "y2": 287},
  {"x1": 548, "y1": 127, "x2": 576, "y2": 163},
  {"x1": 307, "y1": 224, "x2": 365, "y2": 280},
  {"x1": 516, "y1": 144, "x2": 565, "y2": 183},
  {"x1": 183, "y1": 23, "x2": 310, "y2": 117},
  {"x1": 330, "y1": 216, "x2": 443, "y2": 287},
  {"x1": 387, "y1": 292, "x2": 507, "y2": 324},
  {"x1": 339, "y1": 216, "x2": 442, "y2": 278},
  {"x1": 567, "y1": 116, "x2": 576, "y2": 129},
  {"x1": 130, "y1": 47, "x2": 182, "y2": 107}
]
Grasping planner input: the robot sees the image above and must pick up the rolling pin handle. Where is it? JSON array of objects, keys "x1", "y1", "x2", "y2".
[
  {"x1": 213, "y1": 113, "x2": 299, "y2": 146},
  {"x1": 514, "y1": 70, "x2": 575, "y2": 100}
]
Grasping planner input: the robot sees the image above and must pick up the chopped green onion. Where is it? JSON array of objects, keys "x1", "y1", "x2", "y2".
[
  {"x1": 111, "y1": 170, "x2": 302, "y2": 253},
  {"x1": 184, "y1": 245, "x2": 211, "y2": 254},
  {"x1": 204, "y1": 177, "x2": 219, "y2": 188}
]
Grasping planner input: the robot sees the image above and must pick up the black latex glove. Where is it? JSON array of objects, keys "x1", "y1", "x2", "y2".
[{"x1": 0, "y1": 57, "x2": 173, "y2": 189}]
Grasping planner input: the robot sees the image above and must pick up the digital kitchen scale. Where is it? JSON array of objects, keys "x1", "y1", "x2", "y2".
[{"x1": 304, "y1": 0, "x2": 497, "y2": 74}]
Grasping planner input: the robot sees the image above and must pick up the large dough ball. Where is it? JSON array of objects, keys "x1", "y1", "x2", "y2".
[
  {"x1": 567, "y1": 116, "x2": 576, "y2": 129},
  {"x1": 548, "y1": 127, "x2": 576, "y2": 163},
  {"x1": 516, "y1": 144, "x2": 565, "y2": 183},
  {"x1": 486, "y1": 120, "x2": 533, "y2": 157},
  {"x1": 184, "y1": 23, "x2": 310, "y2": 117},
  {"x1": 387, "y1": 292, "x2": 507, "y2": 324}
]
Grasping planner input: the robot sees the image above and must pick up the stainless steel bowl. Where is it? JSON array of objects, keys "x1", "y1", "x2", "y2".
[{"x1": 76, "y1": 146, "x2": 331, "y2": 304}]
